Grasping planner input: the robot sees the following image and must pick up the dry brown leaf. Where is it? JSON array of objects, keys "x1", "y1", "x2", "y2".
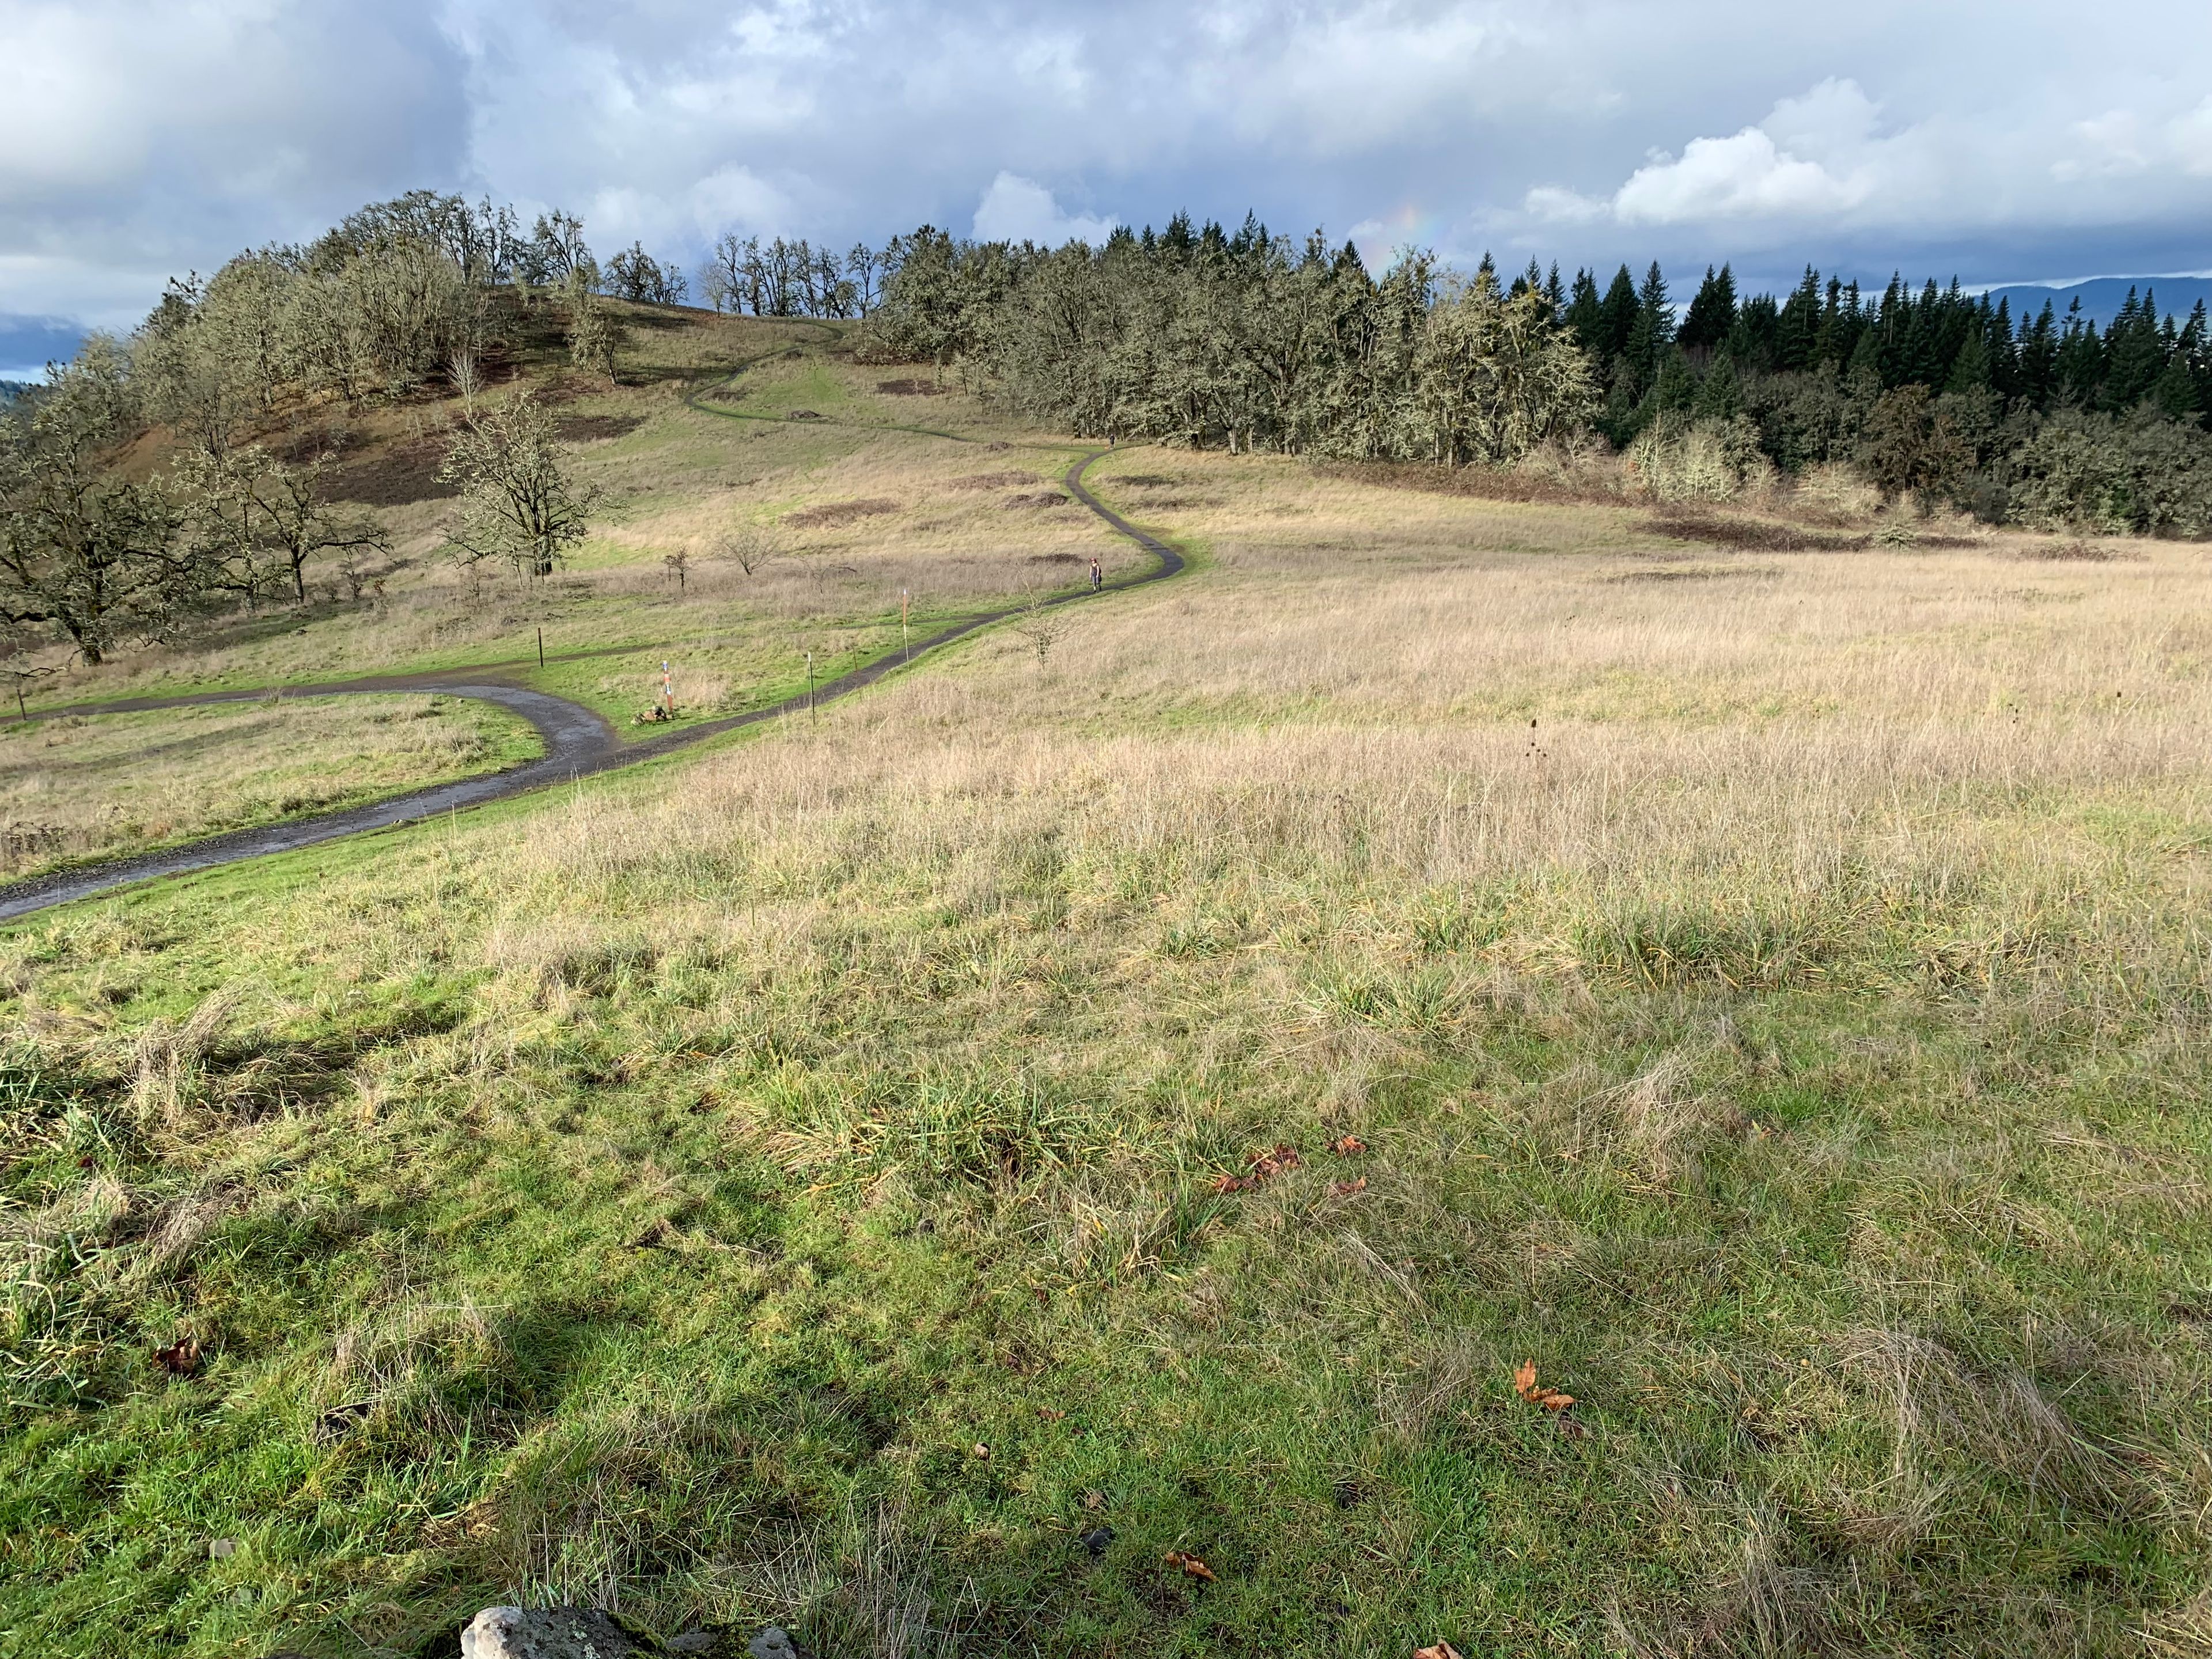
[
  {"x1": 1213, "y1": 1143, "x2": 1304, "y2": 1195},
  {"x1": 1163, "y1": 1550, "x2": 1218, "y2": 1583},
  {"x1": 1414, "y1": 1643, "x2": 1463, "y2": 1659},
  {"x1": 1037, "y1": 1407, "x2": 1066, "y2": 1421},
  {"x1": 153, "y1": 1335, "x2": 200, "y2": 1376},
  {"x1": 1328, "y1": 1135, "x2": 1366, "y2": 1156},
  {"x1": 1331, "y1": 1177, "x2": 1368, "y2": 1196},
  {"x1": 1513, "y1": 1358, "x2": 1574, "y2": 1411}
]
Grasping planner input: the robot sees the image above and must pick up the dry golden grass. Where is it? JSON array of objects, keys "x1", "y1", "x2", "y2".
[{"x1": 0, "y1": 693, "x2": 535, "y2": 876}]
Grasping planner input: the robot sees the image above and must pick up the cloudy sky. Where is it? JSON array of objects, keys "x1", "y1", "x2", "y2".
[{"x1": 5, "y1": 0, "x2": 2211, "y2": 374}]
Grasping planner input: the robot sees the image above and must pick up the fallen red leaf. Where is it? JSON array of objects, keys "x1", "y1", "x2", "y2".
[
  {"x1": 1414, "y1": 1643, "x2": 1464, "y2": 1659},
  {"x1": 1327, "y1": 1135, "x2": 1366, "y2": 1156},
  {"x1": 1213, "y1": 1143, "x2": 1305, "y2": 1194},
  {"x1": 1163, "y1": 1550, "x2": 1218, "y2": 1583},
  {"x1": 153, "y1": 1335, "x2": 200, "y2": 1377},
  {"x1": 1513, "y1": 1358, "x2": 1575, "y2": 1411},
  {"x1": 1331, "y1": 1177, "x2": 1368, "y2": 1196}
]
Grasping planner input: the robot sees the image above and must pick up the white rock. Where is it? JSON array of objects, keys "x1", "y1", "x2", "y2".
[{"x1": 459, "y1": 1606, "x2": 640, "y2": 1658}]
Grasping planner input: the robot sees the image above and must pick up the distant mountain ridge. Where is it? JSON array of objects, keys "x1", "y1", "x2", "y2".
[{"x1": 1982, "y1": 276, "x2": 2212, "y2": 329}]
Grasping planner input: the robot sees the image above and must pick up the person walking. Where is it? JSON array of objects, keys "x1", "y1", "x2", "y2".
[{"x1": 1090, "y1": 556, "x2": 1103, "y2": 594}]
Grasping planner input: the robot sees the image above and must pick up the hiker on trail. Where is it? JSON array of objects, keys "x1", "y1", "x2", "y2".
[{"x1": 1090, "y1": 556, "x2": 1103, "y2": 593}]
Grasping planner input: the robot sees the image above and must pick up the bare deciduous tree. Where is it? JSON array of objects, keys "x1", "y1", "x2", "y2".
[
  {"x1": 0, "y1": 347, "x2": 198, "y2": 663},
  {"x1": 178, "y1": 445, "x2": 388, "y2": 606},
  {"x1": 438, "y1": 392, "x2": 600, "y2": 579},
  {"x1": 1010, "y1": 594, "x2": 1067, "y2": 669},
  {"x1": 566, "y1": 284, "x2": 621, "y2": 385},
  {"x1": 713, "y1": 522, "x2": 778, "y2": 577}
]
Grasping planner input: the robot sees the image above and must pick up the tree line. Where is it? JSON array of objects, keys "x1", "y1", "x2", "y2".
[
  {"x1": 1554, "y1": 258, "x2": 2212, "y2": 532},
  {"x1": 11, "y1": 185, "x2": 2212, "y2": 672},
  {"x1": 862, "y1": 213, "x2": 2212, "y2": 537},
  {"x1": 863, "y1": 214, "x2": 1596, "y2": 466},
  {"x1": 0, "y1": 191, "x2": 678, "y2": 664},
  {"x1": 0, "y1": 187, "x2": 930, "y2": 668}
]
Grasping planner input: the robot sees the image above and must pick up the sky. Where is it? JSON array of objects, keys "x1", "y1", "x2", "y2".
[{"x1": 5, "y1": 0, "x2": 2212, "y2": 376}]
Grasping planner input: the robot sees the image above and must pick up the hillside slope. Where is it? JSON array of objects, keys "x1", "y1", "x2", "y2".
[{"x1": 4, "y1": 323, "x2": 2211, "y2": 1658}]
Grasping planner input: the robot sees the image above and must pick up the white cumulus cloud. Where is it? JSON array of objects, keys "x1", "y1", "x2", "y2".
[
  {"x1": 1615, "y1": 128, "x2": 1871, "y2": 222},
  {"x1": 971, "y1": 173, "x2": 1116, "y2": 247}
]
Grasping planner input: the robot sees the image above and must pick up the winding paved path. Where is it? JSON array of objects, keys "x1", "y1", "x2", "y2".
[{"x1": 0, "y1": 450, "x2": 1180, "y2": 923}]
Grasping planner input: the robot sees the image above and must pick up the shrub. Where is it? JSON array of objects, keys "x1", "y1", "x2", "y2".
[
  {"x1": 2006, "y1": 408, "x2": 2212, "y2": 538},
  {"x1": 1626, "y1": 414, "x2": 1774, "y2": 502}
]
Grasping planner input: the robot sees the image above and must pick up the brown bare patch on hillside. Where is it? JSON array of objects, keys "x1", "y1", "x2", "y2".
[
  {"x1": 948, "y1": 472, "x2": 1036, "y2": 491},
  {"x1": 785, "y1": 498, "x2": 899, "y2": 528},
  {"x1": 1645, "y1": 512, "x2": 1870, "y2": 553},
  {"x1": 555, "y1": 414, "x2": 646, "y2": 443},
  {"x1": 2017, "y1": 539, "x2": 2139, "y2": 563},
  {"x1": 876, "y1": 378, "x2": 945, "y2": 397},
  {"x1": 326, "y1": 438, "x2": 458, "y2": 507},
  {"x1": 1314, "y1": 458, "x2": 1593, "y2": 506}
]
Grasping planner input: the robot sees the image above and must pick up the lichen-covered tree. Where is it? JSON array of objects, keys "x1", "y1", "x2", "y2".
[
  {"x1": 0, "y1": 346, "x2": 198, "y2": 663},
  {"x1": 438, "y1": 392, "x2": 599, "y2": 579}
]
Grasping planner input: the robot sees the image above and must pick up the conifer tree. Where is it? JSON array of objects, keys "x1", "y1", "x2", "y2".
[
  {"x1": 1777, "y1": 267, "x2": 1823, "y2": 371},
  {"x1": 1625, "y1": 262, "x2": 1674, "y2": 389},
  {"x1": 2055, "y1": 297, "x2": 2104, "y2": 406},
  {"x1": 1730, "y1": 294, "x2": 1780, "y2": 373},
  {"x1": 2019, "y1": 302, "x2": 2060, "y2": 410},
  {"x1": 1945, "y1": 325, "x2": 1993, "y2": 394},
  {"x1": 1693, "y1": 351, "x2": 1743, "y2": 421},
  {"x1": 2101, "y1": 286, "x2": 2168, "y2": 411},
  {"x1": 2183, "y1": 302, "x2": 2212, "y2": 420},
  {"x1": 1564, "y1": 269, "x2": 1603, "y2": 356},
  {"x1": 1597, "y1": 265, "x2": 1640, "y2": 365},
  {"x1": 1677, "y1": 264, "x2": 1738, "y2": 355}
]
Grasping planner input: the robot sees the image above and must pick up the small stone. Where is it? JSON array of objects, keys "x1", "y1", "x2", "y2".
[
  {"x1": 747, "y1": 1627, "x2": 809, "y2": 1659},
  {"x1": 207, "y1": 1539, "x2": 237, "y2": 1560},
  {"x1": 1078, "y1": 1526, "x2": 1115, "y2": 1558},
  {"x1": 459, "y1": 1605, "x2": 642, "y2": 1658},
  {"x1": 666, "y1": 1635, "x2": 717, "y2": 1656}
]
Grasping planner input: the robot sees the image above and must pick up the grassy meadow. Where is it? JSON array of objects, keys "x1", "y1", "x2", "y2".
[
  {"x1": 0, "y1": 695, "x2": 540, "y2": 881},
  {"x1": 4, "y1": 317, "x2": 2212, "y2": 1657}
]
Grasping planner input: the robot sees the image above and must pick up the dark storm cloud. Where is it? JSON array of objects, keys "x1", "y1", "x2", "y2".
[{"x1": 3, "y1": 0, "x2": 2209, "y2": 341}]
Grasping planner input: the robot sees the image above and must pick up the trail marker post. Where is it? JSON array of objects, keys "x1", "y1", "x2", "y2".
[
  {"x1": 902, "y1": 589, "x2": 910, "y2": 664},
  {"x1": 537, "y1": 627, "x2": 544, "y2": 667},
  {"x1": 806, "y1": 650, "x2": 815, "y2": 718}
]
